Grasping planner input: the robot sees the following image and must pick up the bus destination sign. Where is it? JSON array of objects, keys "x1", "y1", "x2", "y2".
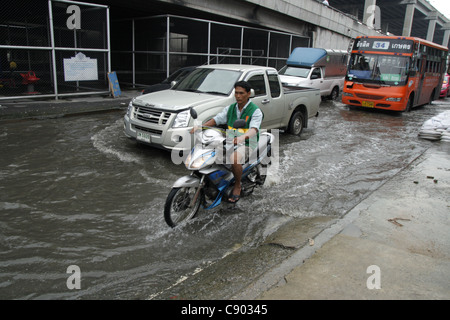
[{"x1": 353, "y1": 38, "x2": 414, "y2": 54}]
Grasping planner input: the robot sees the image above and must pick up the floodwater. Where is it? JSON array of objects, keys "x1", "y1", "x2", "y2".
[{"x1": 0, "y1": 99, "x2": 448, "y2": 299}]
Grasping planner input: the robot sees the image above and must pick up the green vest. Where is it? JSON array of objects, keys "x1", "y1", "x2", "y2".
[{"x1": 226, "y1": 101, "x2": 260, "y2": 149}]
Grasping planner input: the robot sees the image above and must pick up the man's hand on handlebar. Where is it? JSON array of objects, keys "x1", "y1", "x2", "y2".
[
  {"x1": 190, "y1": 126, "x2": 201, "y2": 134},
  {"x1": 190, "y1": 119, "x2": 216, "y2": 134},
  {"x1": 233, "y1": 135, "x2": 245, "y2": 145}
]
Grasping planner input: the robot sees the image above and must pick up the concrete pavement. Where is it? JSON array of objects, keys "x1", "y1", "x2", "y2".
[
  {"x1": 237, "y1": 145, "x2": 450, "y2": 300},
  {"x1": 0, "y1": 90, "x2": 140, "y2": 121}
]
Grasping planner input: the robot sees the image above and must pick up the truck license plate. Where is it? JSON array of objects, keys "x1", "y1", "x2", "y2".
[
  {"x1": 362, "y1": 101, "x2": 374, "y2": 108},
  {"x1": 136, "y1": 131, "x2": 151, "y2": 143}
]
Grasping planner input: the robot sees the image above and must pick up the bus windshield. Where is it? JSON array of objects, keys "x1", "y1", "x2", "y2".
[{"x1": 346, "y1": 53, "x2": 410, "y2": 86}]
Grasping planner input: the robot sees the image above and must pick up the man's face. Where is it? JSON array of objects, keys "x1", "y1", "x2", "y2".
[{"x1": 234, "y1": 86, "x2": 251, "y2": 106}]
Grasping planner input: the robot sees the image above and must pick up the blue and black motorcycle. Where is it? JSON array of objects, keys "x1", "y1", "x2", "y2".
[{"x1": 164, "y1": 108, "x2": 274, "y2": 228}]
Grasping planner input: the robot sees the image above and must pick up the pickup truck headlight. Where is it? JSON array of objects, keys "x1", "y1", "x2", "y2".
[
  {"x1": 126, "y1": 99, "x2": 134, "y2": 117},
  {"x1": 386, "y1": 97, "x2": 402, "y2": 102},
  {"x1": 172, "y1": 110, "x2": 191, "y2": 128}
]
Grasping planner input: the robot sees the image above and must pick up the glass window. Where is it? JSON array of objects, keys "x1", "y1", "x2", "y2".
[
  {"x1": 291, "y1": 36, "x2": 310, "y2": 49},
  {"x1": 268, "y1": 73, "x2": 281, "y2": 98},
  {"x1": 173, "y1": 68, "x2": 241, "y2": 96},
  {"x1": 210, "y1": 23, "x2": 241, "y2": 57},
  {"x1": 269, "y1": 33, "x2": 290, "y2": 58},
  {"x1": 135, "y1": 17, "x2": 167, "y2": 52},
  {"x1": 247, "y1": 74, "x2": 266, "y2": 96},
  {"x1": 169, "y1": 17, "x2": 208, "y2": 53},
  {"x1": 311, "y1": 68, "x2": 322, "y2": 79},
  {"x1": 347, "y1": 53, "x2": 410, "y2": 85},
  {"x1": 243, "y1": 29, "x2": 267, "y2": 65},
  {"x1": 278, "y1": 66, "x2": 310, "y2": 78}
]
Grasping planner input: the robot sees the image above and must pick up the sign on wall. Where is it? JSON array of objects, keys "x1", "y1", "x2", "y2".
[
  {"x1": 107, "y1": 72, "x2": 121, "y2": 97},
  {"x1": 64, "y1": 52, "x2": 98, "y2": 81}
]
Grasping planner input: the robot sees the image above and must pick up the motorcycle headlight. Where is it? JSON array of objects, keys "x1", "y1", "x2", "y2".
[
  {"x1": 172, "y1": 110, "x2": 191, "y2": 128},
  {"x1": 185, "y1": 151, "x2": 214, "y2": 169}
]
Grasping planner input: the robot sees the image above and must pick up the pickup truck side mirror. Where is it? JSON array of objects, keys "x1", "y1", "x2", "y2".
[
  {"x1": 190, "y1": 108, "x2": 198, "y2": 119},
  {"x1": 310, "y1": 74, "x2": 319, "y2": 80},
  {"x1": 233, "y1": 119, "x2": 246, "y2": 129},
  {"x1": 170, "y1": 81, "x2": 177, "y2": 87},
  {"x1": 250, "y1": 89, "x2": 255, "y2": 98}
]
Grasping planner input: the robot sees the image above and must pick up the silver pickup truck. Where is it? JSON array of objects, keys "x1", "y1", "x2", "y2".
[{"x1": 123, "y1": 64, "x2": 320, "y2": 151}]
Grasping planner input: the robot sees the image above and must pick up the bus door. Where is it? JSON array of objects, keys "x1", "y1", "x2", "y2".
[{"x1": 416, "y1": 58, "x2": 428, "y2": 105}]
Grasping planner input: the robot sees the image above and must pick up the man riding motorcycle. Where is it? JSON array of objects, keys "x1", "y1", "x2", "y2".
[{"x1": 193, "y1": 80, "x2": 263, "y2": 203}]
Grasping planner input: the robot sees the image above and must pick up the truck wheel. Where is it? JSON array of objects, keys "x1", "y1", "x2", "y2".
[
  {"x1": 288, "y1": 111, "x2": 304, "y2": 135},
  {"x1": 329, "y1": 87, "x2": 339, "y2": 101}
]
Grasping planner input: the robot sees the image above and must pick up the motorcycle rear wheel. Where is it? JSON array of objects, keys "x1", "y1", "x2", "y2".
[{"x1": 164, "y1": 187, "x2": 203, "y2": 228}]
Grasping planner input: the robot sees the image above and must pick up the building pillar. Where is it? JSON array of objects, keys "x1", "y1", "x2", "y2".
[
  {"x1": 426, "y1": 11, "x2": 438, "y2": 42},
  {"x1": 442, "y1": 23, "x2": 450, "y2": 48},
  {"x1": 401, "y1": 0, "x2": 416, "y2": 37}
]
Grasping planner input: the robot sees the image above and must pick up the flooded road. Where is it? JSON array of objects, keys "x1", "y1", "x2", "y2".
[{"x1": 1, "y1": 99, "x2": 448, "y2": 299}]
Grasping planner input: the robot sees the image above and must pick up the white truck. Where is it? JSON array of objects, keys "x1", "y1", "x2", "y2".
[
  {"x1": 279, "y1": 48, "x2": 348, "y2": 100},
  {"x1": 123, "y1": 64, "x2": 321, "y2": 151}
]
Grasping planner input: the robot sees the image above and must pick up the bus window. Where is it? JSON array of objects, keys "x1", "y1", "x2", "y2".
[{"x1": 347, "y1": 53, "x2": 409, "y2": 85}]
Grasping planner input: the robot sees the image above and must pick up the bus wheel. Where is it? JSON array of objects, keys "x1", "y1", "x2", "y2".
[
  {"x1": 429, "y1": 90, "x2": 435, "y2": 105},
  {"x1": 405, "y1": 96, "x2": 413, "y2": 112}
]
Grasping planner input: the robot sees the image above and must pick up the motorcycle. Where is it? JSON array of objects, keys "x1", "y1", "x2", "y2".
[{"x1": 164, "y1": 108, "x2": 274, "y2": 228}]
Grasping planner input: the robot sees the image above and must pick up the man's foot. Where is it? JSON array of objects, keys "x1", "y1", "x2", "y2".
[
  {"x1": 228, "y1": 186, "x2": 241, "y2": 203},
  {"x1": 228, "y1": 194, "x2": 240, "y2": 203}
]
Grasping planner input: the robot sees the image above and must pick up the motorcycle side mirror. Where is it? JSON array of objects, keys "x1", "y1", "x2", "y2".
[
  {"x1": 190, "y1": 108, "x2": 198, "y2": 119},
  {"x1": 233, "y1": 119, "x2": 246, "y2": 129}
]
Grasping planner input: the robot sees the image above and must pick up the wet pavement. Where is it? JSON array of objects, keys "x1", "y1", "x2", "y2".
[
  {"x1": 0, "y1": 91, "x2": 449, "y2": 300},
  {"x1": 244, "y1": 145, "x2": 450, "y2": 300}
]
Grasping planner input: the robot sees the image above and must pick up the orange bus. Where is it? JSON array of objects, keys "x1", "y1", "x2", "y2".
[{"x1": 342, "y1": 36, "x2": 448, "y2": 112}]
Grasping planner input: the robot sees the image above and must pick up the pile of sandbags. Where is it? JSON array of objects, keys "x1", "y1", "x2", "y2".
[{"x1": 418, "y1": 111, "x2": 450, "y2": 142}]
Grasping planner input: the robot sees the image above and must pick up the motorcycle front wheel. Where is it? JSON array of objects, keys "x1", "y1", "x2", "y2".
[{"x1": 164, "y1": 187, "x2": 203, "y2": 228}]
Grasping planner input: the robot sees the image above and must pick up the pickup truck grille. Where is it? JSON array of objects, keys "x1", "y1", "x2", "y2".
[{"x1": 133, "y1": 105, "x2": 171, "y2": 125}]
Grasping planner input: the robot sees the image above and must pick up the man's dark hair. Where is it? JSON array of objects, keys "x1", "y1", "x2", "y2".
[{"x1": 234, "y1": 80, "x2": 252, "y2": 93}]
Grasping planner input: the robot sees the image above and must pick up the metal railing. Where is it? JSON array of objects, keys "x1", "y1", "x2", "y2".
[{"x1": 0, "y1": 0, "x2": 110, "y2": 101}]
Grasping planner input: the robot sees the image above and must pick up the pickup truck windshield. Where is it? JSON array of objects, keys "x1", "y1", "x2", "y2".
[
  {"x1": 173, "y1": 68, "x2": 242, "y2": 95},
  {"x1": 278, "y1": 66, "x2": 310, "y2": 78},
  {"x1": 346, "y1": 53, "x2": 410, "y2": 86}
]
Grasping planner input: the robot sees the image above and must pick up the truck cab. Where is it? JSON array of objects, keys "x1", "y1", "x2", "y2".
[
  {"x1": 123, "y1": 64, "x2": 320, "y2": 151},
  {"x1": 279, "y1": 48, "x2": 348, "y2": 100}
]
